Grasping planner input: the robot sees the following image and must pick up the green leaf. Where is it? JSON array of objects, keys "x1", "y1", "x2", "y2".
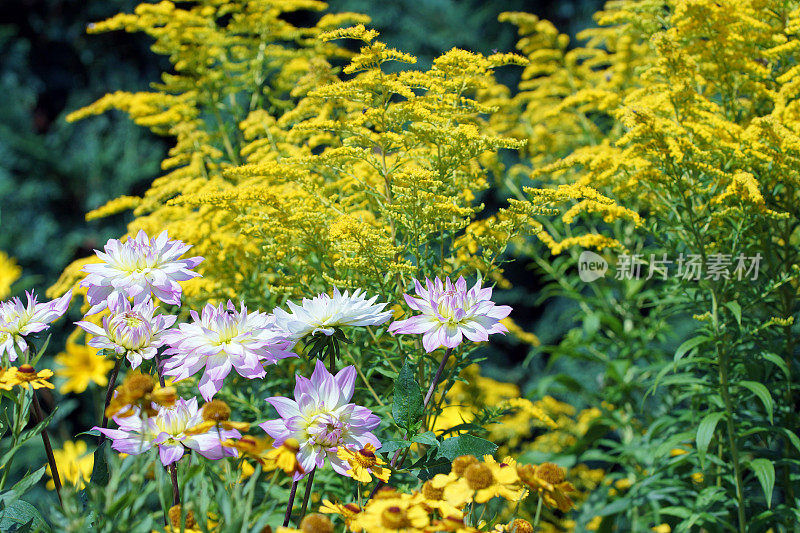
[
  {"x1": 739, "y1": 380, "x2": 774, "y2": 424},
  {"x1": 697, "y1": 412, "x2": 725, "y2": 467},
  {"x1": 90, "y1": 440, "x2": 110, "y2": 486},
  {"x1": 0, "y1": 500, "x2": 50, "y2": 532},
  {"x1": 674, "y1": 336, "x2": 710, "y2": 365},
  {"x1": 761, "y1": 352, "x2": 790, "y2": 378},
  {"x1": 379, "y1": 440, "x2": 411, "y2": 456},
  {"x1": 392, "y1": 361, "x2": 423, "y2": 432},
  {"x1": 0, "y1": 466, "x2": 47, "y2": 507},
  {"x1": 437, "y1": 434, "x2": 497, "y2": 461},
  {"x1": 725, "y1": 301, "x2": 742, "y2": 327},
  {"x1": 411, "y1": 431, "x2": 438, "y2": 447},
  {"x1": 750, "y1": 458, "x2": 775, "y2": 508}
]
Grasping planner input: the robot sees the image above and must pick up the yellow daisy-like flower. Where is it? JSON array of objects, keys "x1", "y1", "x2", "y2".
[
  {"x1": 420, "y1": 479, "x2": 464, "y2": 518},
  {"x1": 320, "y1": 499, "x2": 363, "y2": 529},
  {"x1": 337, "y1": 443, "x2": 390, "y2": 483},
  {"x1": 46, "y1": 440, "x2": 93, "y2": 490},
  {"x1": 0, "y1": 367, "x2": 19, "y2": 390},
  {"x1": 11, "y1": 365, "x2": 54, "y2": 390},
  {"x1": 426, "y1": 515, "x2": 480, "y2": 532},
  {"x1": 265, "y1": 438, "x2": 305, "y2": 476},
  {"x1": 516, "y1": 462, "x2": 576, "y2": 512},
  {"x1": 55, "y1": 338, "x2": 114, "y2": 394},
  {"x1": 0, "y1": 251, "x2": 21, "y2": 300},
  {"x1": 443, "y1": 456, "x2": 524, "y2": 505},
  {"x1": 351, "y1": 493, "x2": 429, "y2": 533},
  {"x1": 185, "y1": 399, "x2": 250, "y2": 435}
]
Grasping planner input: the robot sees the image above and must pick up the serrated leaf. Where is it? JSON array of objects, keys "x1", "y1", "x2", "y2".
[
  {"x1": 739, "y1": 380, "x2": 774, "y2": 424},
  {"x1": 392, "y1": 361, "x2": 423, "y2": 432},
  {"x1": 750, "y1": 458, "x2": 775, "y2": 508},
  {"x1": 697, "y1": 412, "x2": 725, "y2": 467},
  {"x1": 0, "y1": 500, "x2": 50, "y2": 532},
  {"x1": 379, "y1": 440, "x2": 411, "y2": 456},
  {"x1": 411, "y1": 431, "x2": 438, "y2": 447},
  {"x1": 437, "y1": 434, "x2": 497, "y2": 461}
]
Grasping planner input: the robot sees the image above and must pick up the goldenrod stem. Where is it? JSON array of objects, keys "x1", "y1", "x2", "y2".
[{"x1": 32, "y1": 392, "x2": 62, "y2": 506}]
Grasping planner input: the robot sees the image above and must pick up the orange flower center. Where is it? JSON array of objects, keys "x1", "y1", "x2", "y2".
[
  {"x1": 535, "y1": 462, "x2": 565, "y2": 485},
  {"x1": 422, "y1": 480, "x2": 444, "y2": 501},
  {"x1": 452, "y1": 454, "x2": 479, "y2": 476},
  {"x1": 300, "y1": 513, "x2": 334, "y2": 533},
  {"x1": 381, "y1": 506, "x2": 410, "y2": 529},
  {"x1": 354, "y1": 447, "x2": 377, "y2": 468},
  {"x1": 465, "y1": 463, "x2": 494, "y2": 490}
]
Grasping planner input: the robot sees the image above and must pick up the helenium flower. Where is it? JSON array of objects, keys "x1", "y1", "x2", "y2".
[
  {"x1": 388, "y1": 276, "x2": 512, "y2": 352},
  {"x1": 259, "y1": 359, "x2": 381, "y2": 480},
  {"x1": 0, "y1": 289, "x2": 73, "y2": 362},
  {"x1": 80, "y1": 230, "x2": 203, "y2": 315},
  {"x1": 75, "y1": 298, "x2": 176, "y2": 369},
  {"x1": 162, "y1": 301, "x2": 295, "y2": 400},
  {"x1": 94, "y1": 397, "x2": 240, "y2": 466}
]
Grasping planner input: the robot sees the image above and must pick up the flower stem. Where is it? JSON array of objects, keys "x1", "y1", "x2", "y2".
[
  {"x1": 98, "y1": 357, "x2": 123, "y2": 446},
  {"x1": 298, "y1": 469, "x2": 316, "y2": 523},
  {"x1": 153, "y1": 352, "x2": 180, "y2": 507},
  {"x1": 283, "y1": 479, "x2": 299, "y2": 526},
  {"x1": 423, "y1": 348, "x2": 451, "y2": 409},
  {"x1": 532, "y1": 497, "x2": 543, "y2": 531},
  {"x1": 32, "y1": 392, "x2": 62, "y2": 506},
  {"x1": 368, "y1": 348, "x2": 454, "y2": 501}
]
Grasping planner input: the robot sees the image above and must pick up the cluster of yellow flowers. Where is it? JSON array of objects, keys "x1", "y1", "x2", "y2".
[
  {"x1": 0, "y1": 251, "x2": 21, "y2": 300},
  {"x1": 312, "y1": 454, "x2": 574, "y2": 533}
]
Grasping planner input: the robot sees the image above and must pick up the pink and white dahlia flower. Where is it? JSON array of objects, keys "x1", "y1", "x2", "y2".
[
  {"x1": 0, "y1": 289, "x2": 72, "y2": 362},
  {"x1": 94, "y1": 397, "x2": 240, "y2": 465},
  {"x1": 80, "y1": 230, "x2": 203, "y2": 315},
  {"x1": 387, "y1": 276, "x2": 512, "y2": 352},
  {"x1": 259, "y1": 359, "x2": 381, "y2": 480},
  {"x1": 162, "y1": 301, "x2": 295, "y2": 400},
  {"x1": 273, "y1": 287, "x2": 392, "y2": 343},
  {"x1": 75, "y1": 299, "x2": 176, "y2": 369}
]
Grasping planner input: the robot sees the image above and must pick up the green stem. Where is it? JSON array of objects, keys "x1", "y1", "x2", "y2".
[
  {"x1": 532, "y1": 497, "x2": 543, "y2": 531},
  {"x1": 712, "y1": 292, "x2": 746, "y2": 533}
]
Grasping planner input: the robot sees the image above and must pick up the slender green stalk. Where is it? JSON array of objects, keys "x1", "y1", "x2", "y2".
[
  {"x1": 532, "y1": 497, "x2": 543, "y2": 532},
  {"x1": 711, "y1": 292, "x2": 746, "y2": 533}
]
